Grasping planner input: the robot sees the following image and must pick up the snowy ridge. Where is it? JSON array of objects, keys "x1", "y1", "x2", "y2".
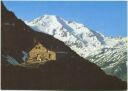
[
  {"x1": 2, "y1": 55, "x2": 19, "y2": 65},
  {"x1": 87, "y1": 38, "x2": 127, "y2": 81},
  {"x1": 26, "y1": 15, "x2": 106, "y2": 57},
  {"x1": 25, "y1": 15, "x2": 127, "y2": 81}
]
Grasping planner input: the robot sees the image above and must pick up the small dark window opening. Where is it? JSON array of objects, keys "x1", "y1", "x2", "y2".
[{"x1": 49, "y1": 54, "x2": 52, "y2": 58}]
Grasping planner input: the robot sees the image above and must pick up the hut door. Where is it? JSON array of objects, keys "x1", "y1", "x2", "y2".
[{"x1": 49, "y1": 54, "x2": 52, "y2": 59}]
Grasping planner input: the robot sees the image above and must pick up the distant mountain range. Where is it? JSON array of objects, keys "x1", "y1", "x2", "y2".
[
  {"x1": 25, "y1": 15, "x2": 127, "y2": 81},
  {"x1": 1, "y1": 2, "x2": 127, "y2": 90}
]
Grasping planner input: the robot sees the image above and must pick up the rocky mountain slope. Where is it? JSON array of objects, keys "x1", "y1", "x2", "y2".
[
  {"x1": 1, "y1": 2, "x2": 127, "y2": 90},
  {"x1": 26, "y1": 15, "x2": 127, "y2": 81}
]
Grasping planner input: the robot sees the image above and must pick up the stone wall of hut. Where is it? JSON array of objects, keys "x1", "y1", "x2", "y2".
[{"x1": 27, "y1": 43, "x2": 56, "y2": 63}]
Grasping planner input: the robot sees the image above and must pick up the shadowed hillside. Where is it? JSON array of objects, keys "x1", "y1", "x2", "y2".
[{"x1": 1, "y1": 2, "x2": 127, "y2": 90}]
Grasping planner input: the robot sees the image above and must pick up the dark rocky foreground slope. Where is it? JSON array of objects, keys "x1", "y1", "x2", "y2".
[{"x1": 1, "y1": 2, "x2": 127, "y2": 90}]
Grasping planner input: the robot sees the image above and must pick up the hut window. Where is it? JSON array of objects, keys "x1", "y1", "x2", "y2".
[{"x1": 49, "y1": 54, "x2": 52, "y2": 59}]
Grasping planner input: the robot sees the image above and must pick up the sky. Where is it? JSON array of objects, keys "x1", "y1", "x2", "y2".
[{"x1": 3, "y1": 1, "x2": 127, "y2": 37}]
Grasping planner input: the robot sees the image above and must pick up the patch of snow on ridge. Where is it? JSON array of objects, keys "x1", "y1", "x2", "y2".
[
  {"x1": 22, "y1": 51, "x2": 28, "y2": 61},
  {"x1": 2, "y1": 55, "x2": 19, "y2": 65}
]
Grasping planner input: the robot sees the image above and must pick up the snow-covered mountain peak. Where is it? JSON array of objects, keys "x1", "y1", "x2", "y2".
[
  {"x1": 27, "y1": 14, "x2": 105, "y2": 46},
  {"x1": 29, "y1": 15, "x2": 61, "y2": 26},
  {"x1": 26, "y1": 15, "x2": 110, "y2": 57},
  {"x1": 25, "y1": 14, "x2": 127, "y2": 57},
  {"x1": 25, "y1": 14, "x2": 127, "y2": 81}
]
